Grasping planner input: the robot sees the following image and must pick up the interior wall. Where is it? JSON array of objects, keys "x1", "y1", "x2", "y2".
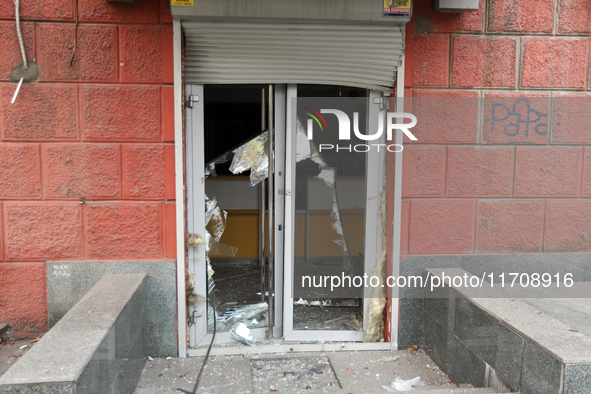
[
  {"x1": 0, "y1": 0, "x2": 175, "y2": 337},
  {"x1": 207, "y1": 177, "x2": 367, "y2": 259}
]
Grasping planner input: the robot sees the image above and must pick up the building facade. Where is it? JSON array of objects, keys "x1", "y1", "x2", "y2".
[{"x1": 1, "y1": 0, "x2": 590, "y2": 356}]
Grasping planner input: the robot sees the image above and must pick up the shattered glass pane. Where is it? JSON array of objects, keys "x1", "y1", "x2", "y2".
[
  {"x1": 316, "y1": 168, "x2": 335, "y2": 189},
  {"x1": 295, "y1": 118, "x2": 311, "y2": 162},
  {"x1": 205, "y1": 196, "x2": 227, "y2": 242},
  {"x1": 229, "y1": 131, "x2": 269, "y2": 186},
  {"x1": 199, "y1": 85, "x2": 271, "y2": 337},
  {"x1": 292, "y1": 94, "x2": 382, "y2": 334},
  {"x1": 249, "y1": 154, "x2": 269, "y2": 187},
  {"x1": 205, "y1": 152, "x2": 232, "y2": 177}
]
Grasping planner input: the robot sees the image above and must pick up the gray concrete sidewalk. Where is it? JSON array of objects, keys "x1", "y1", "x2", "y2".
[
  {"x1": 135, "y1": 349, "x2": 459, "y2": 394},
  {"x1": 0, "y1": 339, "x2": 34, "y2": 378}
]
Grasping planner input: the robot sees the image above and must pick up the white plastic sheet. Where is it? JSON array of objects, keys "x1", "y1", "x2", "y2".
[{"x1": 382, "y1": 376, "x2": 421, "y2": 392}]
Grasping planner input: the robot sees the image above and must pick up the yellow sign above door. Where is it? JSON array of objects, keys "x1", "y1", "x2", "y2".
[
  {"x1": 171, "y1": 0, "x2": 194, "y2": 6},
  {"x1": 383, "y1": 0, "x2": 411, "y2": 17}
]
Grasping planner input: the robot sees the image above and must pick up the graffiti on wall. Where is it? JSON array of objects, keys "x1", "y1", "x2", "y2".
[{"x1": 484, "y1": 98, "x2": 548, "y2": 143}]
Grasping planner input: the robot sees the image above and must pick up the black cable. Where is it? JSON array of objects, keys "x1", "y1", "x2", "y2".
[{"x1": 177, "y1": 298, "x2": 216, "y2": 394}]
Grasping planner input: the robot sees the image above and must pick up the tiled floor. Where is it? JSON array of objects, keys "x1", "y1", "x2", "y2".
[{"x1": 135, "y1": 349, "x2": 458, "y2": 393}]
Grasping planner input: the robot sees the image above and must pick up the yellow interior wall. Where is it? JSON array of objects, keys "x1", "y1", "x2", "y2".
[
  {"x1": 211, "y1": 210, "x2": 365, "y2": 259},
  {"x1": 212, "y1": 210, "x2": 260, "y2": 258},
  {"x1": 305, "y1": 210, "x2": 365, "y2": 257}
]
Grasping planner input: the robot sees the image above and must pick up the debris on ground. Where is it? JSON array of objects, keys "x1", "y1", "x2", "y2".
[
  {"x1": 377, "y1": 356, "x2": 400, "y2": 363},
  {"x1": 382, "y1": 376, "x2": 422, "y2": 391},
  {"x1": 136, "y1": 350, "x2": 456, "y2": 393},
  {"x1": 0, "y1": 338, "x2": 37, "y2": 378},
  {"x1": 230, "y1": 322, "x2": 259, "y2": 346},
  {"x1": 251, "y1": 356, "x2": 338, "y2": 393}
]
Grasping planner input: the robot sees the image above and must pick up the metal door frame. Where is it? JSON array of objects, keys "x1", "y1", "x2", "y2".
[
  {"x1": 185, "y1": 84, "x2": 286, "y2": 347},
  {"x1": 175, "y1": 17, "x2": 406, "y2": 354},
  {"x1": 282, "y1": 85, "x2": 387, "y2": 342}
]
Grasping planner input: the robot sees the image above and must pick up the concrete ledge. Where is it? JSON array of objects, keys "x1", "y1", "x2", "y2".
[
  {"x1": 398, "y1": 253, "x2": 591, "y2": 349},
  {"x1": 46, "y1": 261, "x2": 176, "y2": 357},
  {"x1": 0, "y1": 274, "x2": 147, "y2": 394},
  {"x1": 422, "y1": 268, "x2": 591, "y2": 394}
]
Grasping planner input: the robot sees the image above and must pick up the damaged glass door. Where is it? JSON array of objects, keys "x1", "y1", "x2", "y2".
[
  {"x1": 283, "y1": 85, "x2": 387, "y2": 342},
  {"x1": 186, "y1": 84, "x2": 285, "y2": 347}
]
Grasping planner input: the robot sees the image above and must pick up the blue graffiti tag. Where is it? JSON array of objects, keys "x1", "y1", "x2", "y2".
[{"x1": 489, "y1": 98, "x2": 547, "y2": 138}]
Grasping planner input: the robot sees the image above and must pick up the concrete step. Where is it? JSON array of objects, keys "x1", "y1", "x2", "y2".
[
  {"x1": 423, "y1": 267, "x2": 591, "y2": 394},
  {"x1": 0, "y1": 274, "x2": 148, "y2": 394}
]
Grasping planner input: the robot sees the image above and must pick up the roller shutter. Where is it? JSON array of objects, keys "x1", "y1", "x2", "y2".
[{"x1": 182, "y1": 21, "x2": 405, "y2": 93}]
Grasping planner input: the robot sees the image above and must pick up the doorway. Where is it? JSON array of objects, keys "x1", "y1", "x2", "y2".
[{"x1": 186, "y1": 84, "x2": 386, "y2": 348}]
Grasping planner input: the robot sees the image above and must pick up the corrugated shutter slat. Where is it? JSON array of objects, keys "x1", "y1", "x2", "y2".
[{"x1": 182, "y1": 21, "x2": 404, "y2": 93}]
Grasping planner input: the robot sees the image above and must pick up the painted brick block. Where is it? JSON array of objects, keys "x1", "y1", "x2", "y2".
[
  {"x1": 0, "y1": 263, "x2": 48, "y2": 338},
  {"x1": 476, "y1": 200, "x2": 545, "y2": 253},
  {"x1": 552, "y1": 95, "x2": 591, "y2": 144},
  {"x1": 163, "y1": 26, "x2": 174, "y2": 82},
  {"x1": 0, "y1": 144, "x2": 41, "y2": 199},
  {"x1": 120, "y1": 26, "x2": 174, "y2": 83},
  {"x1": 582, "y1": 149, "x2": 591, "y2": 197},
  {"x1": 79, "y1": 0, "x2": 159, "y2": 23},
  {"x1": 82, "y1": 85, "x2": 160, "y2": 141},
  {"x1": 37, "y1": 24, "x2": 118, "y2": 82},
  {"x1": 123, "y1": 145, "x2": 174, "y2": 199},
  {"x1": 482, "y1": 93, "x2": 549, "y2": 145},
  {"x1": 447, "y1": 147, "x2": 513, "y2": 197},
  {"x1": 164, "y1": 145, "x2": 175, "y2": 200},
  {"x1": 0, "y1": 0, "x2": 73, "y2": 20},
  {"x1": 411, "y1": 34, "x2": 449, "y2": 87},
  {"x1": 545, "y1": 200, "x2": 591, "y2": 252},
  {"x1": 4, "y1": 202, "x2": 82, "y2": 260},
  {"x1": 0, "y1": 203, "x2": 2, "y2": 261},
  {"x1": 85, "y1": 202, "x2": 162, "y2": 259},
  {"x1": 159, "y1": 0, "x2": 173, "y2": 24},
  {"x1": 409, "y1": 199, "x2": 476, "y2": 254},
  {"x1": 402, "y1": 146, "x2": 446, "y2": 197},
  {"x1": 42, "y1": 144, "x2": 121, "y2": 199},
  {"x1": 0, "y1": 22, "x2": 35, "y2": 80},
  {"x1": 521, "y1": 38, "x2": 588, "y2": 89},
  {"x1": 162, "y1": 86, "x2": 175, "y2": 142},
  {"x1": 164, "y1": 202, "x2": 176, "y2": 258},
  {"x1": 413, "y1": 0, "x2": 484, "y2": 33},
  {"x1": 514, "y1": 147, "x2": 583, "y2": 197},
  {"x1": 488, "y1": 0, "x2": 553, "y2": 33},
  {"x1": 411, "y1": 90, "x2": 478, "y2": 144},
  {"x1": 1, "y1": 84, "x2": 78, "y2": 141},
  {"x1": 558, "y1": 0, "x2": 591, "y2": 34},
  {"x1": 0, "y1": 202, "x2": 5, "y2": 261},
  {"x1": 452, "y1": 36, "x2": 516, "y2": 88}
]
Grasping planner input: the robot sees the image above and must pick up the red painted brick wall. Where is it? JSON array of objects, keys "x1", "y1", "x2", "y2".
[
  {"x1": 0, "y1": 0, "x2": 175, "y2": 337},
  {"x1": 400, "y1": 0, "x2": 591, "y2": 257}
]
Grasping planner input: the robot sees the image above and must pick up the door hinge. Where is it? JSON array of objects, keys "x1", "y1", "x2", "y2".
[
  {"x1": 185, "y1": 94, "x2": 200, "y2": 108},
  {"x1": 373, "y1": 97, "x2": 389, "y2": 111}
]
